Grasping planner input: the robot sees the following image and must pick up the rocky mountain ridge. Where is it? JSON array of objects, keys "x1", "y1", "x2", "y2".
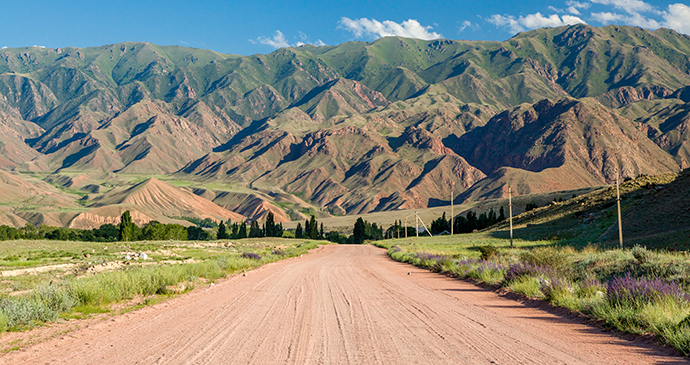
[{"x1": 0, "y1": 24, "x2": 689, "y2": 227}]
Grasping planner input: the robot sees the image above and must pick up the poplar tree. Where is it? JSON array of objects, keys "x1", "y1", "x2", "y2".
[
  {"x1": 295, "y1": 222, "x2": 303, "y2": 238},
  {"x1": 118, "y1": 211, "x2": 135, "y2": 241},
  {"x1": 217, "y1": 220, "x2": 229, "y2": 239}
]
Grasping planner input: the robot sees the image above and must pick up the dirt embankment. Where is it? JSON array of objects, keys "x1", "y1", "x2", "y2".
[{"x1": 1, "y1": 245, "x2": 683, "y2": 364}]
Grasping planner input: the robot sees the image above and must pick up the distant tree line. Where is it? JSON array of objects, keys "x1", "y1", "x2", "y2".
[
  {"x1": 428, "y1": 207, "x2": 506, "y2": 235},
  {"x1": 0, "y1": 211, "x2": 288, "y2": 243},
  {"x1": 215, "y1": 212, "x2": 284, "y2": 240},
  {"x1": 0, "y1": 206, "x2": 508, "y2": 244},
  {"x1": 0, "y1": 223, "x2": 120, "y2": 242}
]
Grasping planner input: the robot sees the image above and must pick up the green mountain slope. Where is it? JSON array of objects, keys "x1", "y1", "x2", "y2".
[{"x1": 0, "y1": 24, "x2": 689, "y2": 225}]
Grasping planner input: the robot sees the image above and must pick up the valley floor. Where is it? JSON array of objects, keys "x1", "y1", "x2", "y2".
[{"x1": 1, "y1": 245, "x2": 682, "y2": 364}]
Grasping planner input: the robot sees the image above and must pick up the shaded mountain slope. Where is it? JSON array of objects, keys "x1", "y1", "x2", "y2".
[
  {"x1": 452, "y1": 98, "x2": 679, "y2": 184},
  {"x1": 631, "y1": 100, "x2": 690, "y2": 169},
  {"x1": 619, "y1": 168, "x2": 690, "y2": 244}
]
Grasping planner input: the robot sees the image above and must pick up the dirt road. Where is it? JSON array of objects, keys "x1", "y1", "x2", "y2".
[{"x1": 3, "y1": 245, "x2": 684, "y2": 364}]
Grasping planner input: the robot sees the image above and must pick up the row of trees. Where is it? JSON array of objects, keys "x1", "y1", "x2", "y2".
[
  {"x1": 0, "y1": 211, "x2": 287, "y2": 243},
  {"x1": 118, "y1": 211, "x2": 286, "y2": 242},
  {"x1": 295, "y1": 215, "x2": 323, "y2": 240},
  {"x1": 0, "y1": 206, "x2": 508, "y2": 244},
  {"x1": 0, "y1": 223, "x2": 121, "y2": 242},
  {"x1": 428, "y1": 207, "x2": 506, "y2": 235},
  {"x1": 216, "y1": 212, "x2": 285, "y2": 240}
]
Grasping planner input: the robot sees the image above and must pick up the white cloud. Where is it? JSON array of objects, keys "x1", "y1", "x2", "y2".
[
  {"x1": 567, "y1": 0, "x2": 591, "y2": 9},
  {"x1": 252, "y1": 30, "x2": 290, "y2": 48},
  {"x1": 338, "y1": 17, "x2": 442, "y2": 40},
  {"x1": 625, "y1": 12, "x2": 660, "y2": 28},
  {"x1": 481, "y1": 0, "x2": 690, "y2": 37},
  {"x1": 1, "y1": 46, "x2": 6, "y2": 49},
  {"x1": 31, "y1": 45, "x2": 46, "y2": 48},
  {"x1": 487, "y1": 15, "x2": 526, "y2": 33},
  {"x1": 458, "y1": 20, "x2": 479, "y2": 33},
  {"x1": 251, "y1": 31, "x2": 326, "y2": 49},
  {"x1": 589, "y1": 0, "x2": 657, "y2": 15},
  {"x1": 591, "y1": 12, "x2": 626, "y2": 23},
  {"x1": 488, "y1": 12, "x2": 585, "y2": 34},
  {"x1": 662, "y1": 4, "x2": 690, "y2": 35}
]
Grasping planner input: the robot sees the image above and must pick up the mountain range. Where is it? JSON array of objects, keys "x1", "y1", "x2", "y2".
[{"x1": 1, "y1": 24, "x2": 689, "y2": 228}]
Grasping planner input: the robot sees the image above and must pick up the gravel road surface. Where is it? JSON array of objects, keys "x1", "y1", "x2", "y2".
[{"x1": 3, "y1": 245, "x2": 684, "y2": 364}]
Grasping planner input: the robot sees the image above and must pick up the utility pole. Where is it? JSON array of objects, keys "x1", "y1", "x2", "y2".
[
  {"x1": 617, "y1": 174, "x2": 623, "y2": 249},
  {"x1": 415, "y1": 211, "x2": 419, "y2": 238},
  {"x1": 416, "y1": 212, "x2": 433, "y2": 237},
  {"x1": 509, "y1": 186, "x2": 513, "y2": 248},
  {"x1": 450, "y1": 182, "x2": 454, "y2": 236}
]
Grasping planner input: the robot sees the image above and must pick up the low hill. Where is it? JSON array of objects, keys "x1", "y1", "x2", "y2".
[
  {"x1": 91, "y1": 177, "x2": 245, "y2": 223},
  {"x1": 68, "y1": 205, "x2": 185, "y2": 230}
]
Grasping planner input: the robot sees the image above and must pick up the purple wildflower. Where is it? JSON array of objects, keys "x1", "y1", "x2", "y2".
[
  {"x1": 505, "y1": 263, "x2": 556, "y2": 282},
  {"x1": 607, "y1": 272, "x2": 690, "y2": 306},
  {"x1": 241, "y1": 252, "x2": 262, "y2": 260}
]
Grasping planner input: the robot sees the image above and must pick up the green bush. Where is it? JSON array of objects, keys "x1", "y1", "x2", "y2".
[
  {"x1": 0, "y1": 297, "x2": 56, "y2": 328},
  {"x1": 519, "y1": 247, "x2": 571, "y2": 274},
  {"x1": 0, "y1": 311, "x2": 7, "y2": 333},
  {"x1": 478, "y1": 245, "x2": 499, "y2": 261}
]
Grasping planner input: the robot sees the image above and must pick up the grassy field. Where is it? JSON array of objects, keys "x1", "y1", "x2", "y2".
[
  {"x1": 375, "y1": 231, "x2": 690, "y2": 356},
  {"x1": 0, "y1": 237, "x2": 324, "y2": 333}
]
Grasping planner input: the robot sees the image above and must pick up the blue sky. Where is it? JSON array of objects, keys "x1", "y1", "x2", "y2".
[{"x1": 1, "y1": 0, "x2": 688, "y2": 55}]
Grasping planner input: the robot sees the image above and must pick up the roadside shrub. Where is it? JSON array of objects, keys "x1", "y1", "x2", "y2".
[
  {"x1": 32, "y1": 284, "x2": 76, "y2": 313},
  {"x1": 478, "y1": 245, "x2": 499, "y2": 261},
  {"x1": 507, "y1": 276, "x2": 544, "y2": 298},
  {"x1": 0, "y1": 297, "x2": 56, "y2": 328},
  {"x1": 519, "y1": 247, "x2": 571, "y2": 274},
  {"x1": 414, "y1": 253, "x2": 452, "y2": 272},
  {"x1": 468, "y1": 261, "x2": 506, "y2": 285},
  {"x1": 505, "y1": 263, "x2": 555, "y2": 282},
  {"x1": 632, "y1": 245, "x2": 651, "y2": 265},
  {"x1": 456, "y1": 258, "x2": 481, "y2": 276},
  {"x1": 540, "y1": 277, "x2": 577, "y2": 308},
  {"x1": 272, "y1": 249, "x2": 287, "y2": 256},
  {"x1": 0, "y1": 311, "x2": 7, "y2": 332},
  {"x1": 576, "y1": 276, "x2": 606, "y2": 298}
]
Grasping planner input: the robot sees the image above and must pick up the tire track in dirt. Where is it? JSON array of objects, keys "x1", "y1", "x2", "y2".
[{"x1": 2, "y1": 245, "x2": 684, "y2": 364}]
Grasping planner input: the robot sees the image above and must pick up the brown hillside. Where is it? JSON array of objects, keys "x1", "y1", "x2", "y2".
[
  {"x1": 457, "y1": 166, "x2": 603, "y2": 202},
  {"x1": 0, "y1": 170, "x2": 79, "y2": 206},
  {"x1": 91, "y1": 177, "x2": 245, "y2": 223},
  {"x1": 291, "y1": 78, "x2": 390, "y2": 122},
  {"x1": 634, "y1": 101, "x2": 690, "y2": 169},
  {"x1": 68, "y1": 205, "x2": 166, "y2": 230},
  {"x1": 454, "y1": 98, "x2": 679, "y2": 185},
  {"x1": 0, "y1": 105, "x2": 43, "y2": 169},
  {"x1": 210, "y1": 192, "x2": 290, "y2": 223}
]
